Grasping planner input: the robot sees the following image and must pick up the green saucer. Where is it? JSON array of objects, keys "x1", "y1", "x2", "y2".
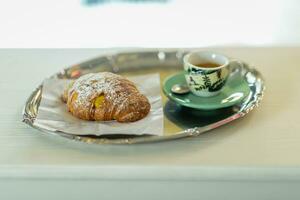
[{"x1": 163, "y1": 72, "x2": 251, "y2": 110}]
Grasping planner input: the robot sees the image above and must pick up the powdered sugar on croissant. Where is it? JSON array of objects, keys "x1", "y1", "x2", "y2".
[{"x1": 63, "y1": 72, "x2": 151, "y2": 122}]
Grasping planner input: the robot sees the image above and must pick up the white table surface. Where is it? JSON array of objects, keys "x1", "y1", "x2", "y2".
[{"x1": 1, "y1": 48, "x2": 300, "y2": 200}]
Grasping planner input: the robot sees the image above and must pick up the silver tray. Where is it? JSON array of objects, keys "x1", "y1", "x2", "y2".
[{"x1": 22, "y1": 49, "x2": 265, "y2": 144}]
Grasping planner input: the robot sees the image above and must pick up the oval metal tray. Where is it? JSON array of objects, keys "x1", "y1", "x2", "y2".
[{"x1": 22, "y1": 49, "x2": 265, "y2": 144}]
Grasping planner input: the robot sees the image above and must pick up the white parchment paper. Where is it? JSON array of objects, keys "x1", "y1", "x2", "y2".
[{"x1": 34, "y1": 74, "x2": 163, "y2": 136}]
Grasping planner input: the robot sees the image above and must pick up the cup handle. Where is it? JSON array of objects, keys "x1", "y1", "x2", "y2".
[{"x1": 229, "y1": 59, "x2": 244, "y2": 74}]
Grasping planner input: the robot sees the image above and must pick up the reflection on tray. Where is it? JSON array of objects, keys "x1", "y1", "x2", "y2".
[{"x1": 164, "y1": 101, "x2": 237, "y2": 129}]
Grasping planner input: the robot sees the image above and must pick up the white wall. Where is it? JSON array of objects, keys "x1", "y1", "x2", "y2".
[{"x1": 0, "y1": 0, "x2": 299, "y2": 47}]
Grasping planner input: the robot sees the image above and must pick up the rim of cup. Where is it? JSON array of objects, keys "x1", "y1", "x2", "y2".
[{"x1": 184, "y1": 51, "x2": 229, "y2": 70}]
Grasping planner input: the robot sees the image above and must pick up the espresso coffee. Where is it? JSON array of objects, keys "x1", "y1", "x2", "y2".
[{"x1": 194, "y1": 62, "x2": 220, "y2": 68}]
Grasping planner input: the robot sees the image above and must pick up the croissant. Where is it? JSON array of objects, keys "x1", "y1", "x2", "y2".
[{"x1": 62, "y1": 72, "x2": 151, "y2": 122}]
